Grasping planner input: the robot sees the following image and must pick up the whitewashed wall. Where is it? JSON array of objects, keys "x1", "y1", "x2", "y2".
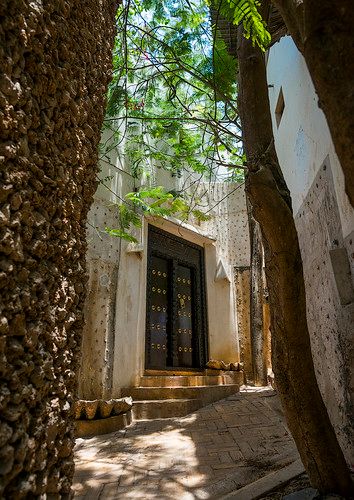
[
  {"x1": 267, "y1": 36, "x2": 354, "y2": 464},
  {"x1": 79, "y1": 127, "x2": 250, "y2": 396}
]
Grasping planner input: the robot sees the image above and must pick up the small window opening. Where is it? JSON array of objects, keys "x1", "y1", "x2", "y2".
[{"x1": 275, "y1": 87, "x2": 285, "y2": 128}]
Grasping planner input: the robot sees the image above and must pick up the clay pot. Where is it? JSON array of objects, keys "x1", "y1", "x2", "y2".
[
  {"x1": 206, "y1": 359, "x2": 223, "y2": 370},
  {"x1": 74, "y1": 400, "x2": 85, "y2": 420},
  {"x1": 112, "y1": 397, "x2": 133, "y2": 416},
  {"x1": 206, "y1": 359, "x2": 231, "y2": 371},
  {"x1": 84, "y1": 400, "x2": 99, "y2": 420},
  {"x1": 99, "y1": 400, "x2": 114, "y2": 419}
]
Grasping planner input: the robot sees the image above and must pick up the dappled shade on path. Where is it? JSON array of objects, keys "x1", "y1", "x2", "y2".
[{"x1": 73, "y1": 387, "x2": 299, "y2": 499}]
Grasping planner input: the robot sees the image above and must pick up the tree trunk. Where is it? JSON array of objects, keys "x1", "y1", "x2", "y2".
[
  {"x1": 0, "y1": 1, "x2": 117, "y2": 497},
  {"x1": 272, "y1": 0, "x2": 354, "y2": 207},
  {"x1": 237, "y1": 16, "x2": 353, "y2": 497},
  {"x1": 248, "y1": 209, "x2": 267, "y2": 386}
]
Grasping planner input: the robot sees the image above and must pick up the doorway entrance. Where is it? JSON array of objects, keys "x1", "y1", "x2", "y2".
[{"x1": 145, "y1": 225, "x2": 208, "y2": 370}]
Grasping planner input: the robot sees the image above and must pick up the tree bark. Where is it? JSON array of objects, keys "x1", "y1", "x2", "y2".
[
  {"x1": 0, "y1": 1, "x2": 117, "y2": 497},
  {"x1": 237, "y1": 15, "x2": 353, "y2": 497},
  {"x1": 272, "y1": 0, "x2": 354, "y2": 207},
  {"x1": 248, "y1": 209, "x2": 267, "y2": 386}
]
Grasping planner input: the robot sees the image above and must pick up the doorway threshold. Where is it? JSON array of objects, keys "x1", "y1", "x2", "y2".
[{"x1": 144, "y1": 368, "x2": 206, "y2": 377}]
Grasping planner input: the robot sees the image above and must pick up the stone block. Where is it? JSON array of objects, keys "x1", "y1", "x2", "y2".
[{"x1": 75, "y1": 411, "x2": 132, "y2": 438}]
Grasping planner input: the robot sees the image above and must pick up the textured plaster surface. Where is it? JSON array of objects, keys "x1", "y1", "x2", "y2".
[
  {"x1": 234, "y1": 268, "x2": 252, "y2": 381},
  {"x1": 295, "y1": 164, "x2": 354, "y2": 465},
  {"x1": 82, "y1": 165, "x2": 251, "y2": 394},
  {"x1": 267, "y1": 37, "x2": 354, "y2": 465},
  {"x1": 0, "y1": 0, "x2": 116, "y2": 496},
  {"x1": 267, "y1": 36, "x2": 354, "y2": 239}
]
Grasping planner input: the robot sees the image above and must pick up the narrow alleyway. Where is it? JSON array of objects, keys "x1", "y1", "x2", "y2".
[{"x1": 73, "y1": 387, "x2": 300, "y2": 499}]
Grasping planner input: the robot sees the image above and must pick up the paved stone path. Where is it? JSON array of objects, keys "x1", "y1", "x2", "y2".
[{"x1": 73, "y1": 387, "x2": 299, "y2": 499}]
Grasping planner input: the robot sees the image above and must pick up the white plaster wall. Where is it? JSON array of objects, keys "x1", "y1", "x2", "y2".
[
  {"x1": 79, "y1": 126, "x2": 137, "y2": 398},
  {"x1": 109, "y1": 207, "x2": 246, "y2": 391},
  {"x1": 198, "y1": 182, "x2": 250, "y2": 362},
  {"x1": 267, "y1": 36, "x2": 354, "y2": 237},
  {"x1": 79, "y1": 199, "x2": 122, "y2": 399},
  {"x1": 267, "y1": 36, "x2": 354, "y2": 464},
  {"x1": 111, "y1": 236, "x2": 147, "y2": 393},
  {"x1": 81, "y1": 126, "x2": 251, "y2": 395}
]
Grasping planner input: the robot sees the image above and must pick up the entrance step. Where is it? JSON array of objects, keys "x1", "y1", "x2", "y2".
[
  {"x1": 137, "y1": 373, "x2": 241, "y2": 387},
  {"x1": 121, "y1": 384, "x2": 241, "y2": 404},
  {"x1": 132, "y1": 399, "x2": 202, "y2": 420},
  {"x1": 121, "y1": 371, "x2": 243, "y2": 420}
]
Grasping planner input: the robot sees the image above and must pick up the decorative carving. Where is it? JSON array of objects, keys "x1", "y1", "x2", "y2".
[{"x1": 74, "y1": 397, "x2": 133, "y2": 421}]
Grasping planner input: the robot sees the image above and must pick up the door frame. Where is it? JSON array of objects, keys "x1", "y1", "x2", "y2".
[{"x1": 145, "y1": 224, "x2": 209, "y2": 370}]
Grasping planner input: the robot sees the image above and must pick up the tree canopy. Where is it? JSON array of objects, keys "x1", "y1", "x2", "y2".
[{"x1": 99, "y1": 0, "x2": 270, "y2": 240}]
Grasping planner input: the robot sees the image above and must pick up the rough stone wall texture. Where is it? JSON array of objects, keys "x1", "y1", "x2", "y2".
[
  {"x1": 78, "y1": 200, "x2": 122, "y2": 400},
  {"x1": 262, "y1": 291, "x2": 272, "y2": 381},
  {"x1": 0, "y1": 1, "x2": 116, "y2": 497},
  {"x1": 200, "y1": 182, "x2": 250, "y2": 268},
  {"x1": 295, "y1": 159, "x2": 354, "y2": 465},
  {"x1": 234, "y1": 267, "x2": 252, "y2": 380}
]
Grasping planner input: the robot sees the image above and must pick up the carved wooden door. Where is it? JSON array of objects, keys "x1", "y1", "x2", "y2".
[{"x1": 146, "y1": 225, "x2": 208, "y2": 370}]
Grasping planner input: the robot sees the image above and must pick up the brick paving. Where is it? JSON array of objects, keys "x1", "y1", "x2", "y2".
[{"x1": 73, "y1": 387, "x2": 299, "y2": 499}]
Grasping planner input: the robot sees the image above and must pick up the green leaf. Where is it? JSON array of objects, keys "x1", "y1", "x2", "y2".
[
  {"x1": 220, "y1": 0, "x2": 271, "y2": 50},
  {"x1": 105, "y1": 228, "x2": 138, "y2": 243}
]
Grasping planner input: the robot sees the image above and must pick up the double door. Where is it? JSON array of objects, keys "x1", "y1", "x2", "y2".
[{"x1": 145, "y1": 226, "x2": 208, "y2": 370}]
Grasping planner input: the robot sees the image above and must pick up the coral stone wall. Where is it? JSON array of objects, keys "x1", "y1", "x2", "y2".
[{"x1": 0, "y1": 1, "x2": 116, "y2": 496}]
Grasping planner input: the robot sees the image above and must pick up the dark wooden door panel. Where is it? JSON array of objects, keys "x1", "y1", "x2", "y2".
[
  {"x1": 145, "y1": 225, "x2": 208, "y2": 370},
  {"x1": 146, "y1": 256, "x2": 169, "y2": 369},
  {"x1": 175, "y1": 265, "x2": 193, "y2": 367}
]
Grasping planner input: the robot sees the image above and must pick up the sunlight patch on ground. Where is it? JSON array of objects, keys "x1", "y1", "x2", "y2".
[{"x1": 73, "y1": 393, "x2": 297, "y2": 499}]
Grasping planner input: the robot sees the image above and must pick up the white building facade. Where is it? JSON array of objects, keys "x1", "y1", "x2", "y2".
[
  {"x1": 267, "y1": 36, "x2": 354, "y2": 465},
  {"x1": 78, "y1": 125, "x2": 251, "y2": 399}
]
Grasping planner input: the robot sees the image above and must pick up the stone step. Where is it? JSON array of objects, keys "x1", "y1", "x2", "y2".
[
  {"x1": 132, "y1": 399, "x2": 202, "y2": 420},
  {"x1": 138, "y1": 373, "x2": 241, "y2": 387},
  {"x1": 121, "y1": 383, "x2": 241, "y2": 405}
]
